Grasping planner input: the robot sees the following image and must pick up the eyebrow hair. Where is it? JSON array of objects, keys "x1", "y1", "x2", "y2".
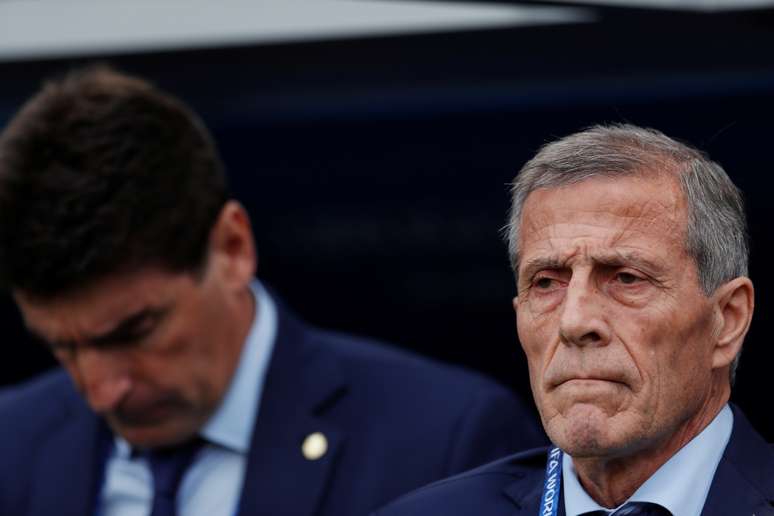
[
  {"x1": 519, "y1": 250, "x2": 665, "y2": 283},
  {"x1": 594, "y1": 250, "x2": 665, "y2": 275},
  {"x1": 520, "y1": 256, "x2": 566, "y2": 284},
  {"x1": 41, "y1": 305, "x2": 172, "y2": 351},
  {"x1": 88, "y1": 306, "x2": 171, "y2": 348}
]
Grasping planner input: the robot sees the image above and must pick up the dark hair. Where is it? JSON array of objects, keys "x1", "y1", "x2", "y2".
[{"x1": 0, "y1": 65, "x2": 229, "y2": 297}]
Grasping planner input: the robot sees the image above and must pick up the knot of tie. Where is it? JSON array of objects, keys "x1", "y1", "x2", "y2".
[
  {"x1": 143, "y1": 438, "x2": 205, "y2": 516},
  {"x1": 582, "y1": 501, "x2": 672, "y2": 516}
]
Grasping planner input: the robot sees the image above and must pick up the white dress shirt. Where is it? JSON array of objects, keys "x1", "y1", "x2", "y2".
[
  {"x1": 97, "y1": 280, "x2": 277, "y2": 516},
  {"x1": 562, "y1": 404, "x2": 733, "y2": 516}
]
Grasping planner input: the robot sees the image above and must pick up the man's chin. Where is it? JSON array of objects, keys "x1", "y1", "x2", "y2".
[
  {"x1": 546, "y1": 404, "x2": 623, "y2": 457},
  {"x1": 107, "y1": 418, "x2": 199, "y2": 449}
]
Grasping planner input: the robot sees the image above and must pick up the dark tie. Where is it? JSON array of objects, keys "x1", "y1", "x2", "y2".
[
  {"x1": 581, "y1": 501, "x2": 672, "y2": 516},
  {"x1": 144, "y1": 439, "x2": 205, "y2": 516}
]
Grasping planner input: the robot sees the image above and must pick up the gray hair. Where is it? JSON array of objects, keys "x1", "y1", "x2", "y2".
[{"x1": 505, "y1": 124, "x2": 748, "y2": 380}]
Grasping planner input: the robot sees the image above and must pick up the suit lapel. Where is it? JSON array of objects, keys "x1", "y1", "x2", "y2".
[
  {"x1": 502, "y1": 450, "x2": 550, "y2": 516},
  {"x1": 237, "y1": 303, "x2": 347, "y2": 516},
  {"x1": 701, "y1": 405, "x2": 774, "y2": 516},
  {"x1": 28, "y1": 389, "x2": 109, "y2": 516},
  {"x1": 504, "y1": 479, "x2": 543, "y2": 516}
]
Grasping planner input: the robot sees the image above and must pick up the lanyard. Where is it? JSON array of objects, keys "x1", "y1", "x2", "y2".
[{"x1": 539, "y1": 447, "x2": 563, "y2": 516}]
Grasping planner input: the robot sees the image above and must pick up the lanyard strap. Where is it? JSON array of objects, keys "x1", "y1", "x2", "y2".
[{"x1": 539, "y1": 447, "x2": 563, "y2": 516}]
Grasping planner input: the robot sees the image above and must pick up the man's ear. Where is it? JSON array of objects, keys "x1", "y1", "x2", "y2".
[
  {"x1": 711, "y1": 276, "x2": 754, "y2": 370},
  {"x1": 208, "y1": 200, "x2": 257, "y2": 288}
]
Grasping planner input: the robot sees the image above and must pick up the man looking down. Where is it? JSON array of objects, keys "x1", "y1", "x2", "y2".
[{"x1": 0, "y1": 66, "x2": 544, "y2": 516}]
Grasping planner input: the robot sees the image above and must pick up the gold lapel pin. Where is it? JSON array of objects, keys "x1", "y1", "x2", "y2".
[{"x1": 302, "y1": 432, "x2": 328, "y2": 461}]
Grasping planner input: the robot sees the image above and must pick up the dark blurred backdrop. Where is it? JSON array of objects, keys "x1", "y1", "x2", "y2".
[{"x1": 1, "y1": 5, "x2": 773, "y2": 439}]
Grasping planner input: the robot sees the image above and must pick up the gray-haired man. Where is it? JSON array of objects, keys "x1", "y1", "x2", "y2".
[{"x1": 374, "y1": 124, "x2": 774, "y2": 516}]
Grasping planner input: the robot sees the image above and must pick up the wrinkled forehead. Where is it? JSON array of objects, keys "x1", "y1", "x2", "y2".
[{"x1": 517, "y1": 173, "x2": 689, "y2": 266}]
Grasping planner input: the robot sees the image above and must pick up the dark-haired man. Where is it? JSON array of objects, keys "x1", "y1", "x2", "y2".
[
  {"x1": 374, "y1": 125, "x2": 774, "y2": 516},
  {"x1": 0, "y1": 67, "x2": 544, "y2": 516}
]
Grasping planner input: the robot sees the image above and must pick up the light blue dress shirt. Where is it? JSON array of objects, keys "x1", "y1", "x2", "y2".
[
  {"x1": 562, "y1": 404, "x2": 733, "y2": 516},
  {"x1": 97, "y1": 281, "x2": 277, "y2": 516}
]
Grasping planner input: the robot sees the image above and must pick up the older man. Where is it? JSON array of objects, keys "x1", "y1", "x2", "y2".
[
  {"x1": 0, "y1": 67, "x2": 544, "y2": 516},
  {"x1": 375, "y1": 124, "x2": 774, "y2": 516}
]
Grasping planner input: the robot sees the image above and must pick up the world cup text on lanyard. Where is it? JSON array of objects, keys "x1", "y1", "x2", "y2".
[{"x1": 539, "y1": 447, "x2": 562, "y2": 516}]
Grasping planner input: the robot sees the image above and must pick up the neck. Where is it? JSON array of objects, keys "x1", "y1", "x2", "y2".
[
  {"x1": 232, "y1": 286, "x2": 257, "y2": 358},
  {"x1": 219, "y1": 285, "x2": 257, "y2": 385},
  {"x1": 572, "y1": 388, "x2": 728, "y2": 508}
]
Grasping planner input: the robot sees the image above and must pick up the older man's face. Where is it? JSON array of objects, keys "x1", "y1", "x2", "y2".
[{"x1": 515, "y1": 173, "x2": 719, "y2": 459}]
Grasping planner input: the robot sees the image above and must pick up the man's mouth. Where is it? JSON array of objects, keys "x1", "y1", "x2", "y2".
[
  {"x1": 559, "y1": 378, "x2": 624, "y2": 387},
  {"x1": 549, "y1": 373, "x2": 629, "y2": 390},
  {"x1": 110, "y1": 396, "x2": 185, "y2": 427}
]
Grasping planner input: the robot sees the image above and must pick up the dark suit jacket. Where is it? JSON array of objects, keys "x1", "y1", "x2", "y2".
[
  {"x1": 0, "y1": 300, "x2": 545, "y2": 516},
  {"x1": 374, "y1": 405, "x2": 774, "y2": 516}
]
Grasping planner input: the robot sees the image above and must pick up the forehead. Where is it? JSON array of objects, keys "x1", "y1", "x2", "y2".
[
  {"x1": 13, "y1": 269, "x2": 186, "y2": 338},
  {"x1": 518, "y1": 173, "x2": 688, "y2": 266}
]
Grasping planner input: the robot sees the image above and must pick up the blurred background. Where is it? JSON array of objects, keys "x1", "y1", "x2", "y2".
[{"x1": 1, "y1": 0, "x2": 773, "y2": 439}]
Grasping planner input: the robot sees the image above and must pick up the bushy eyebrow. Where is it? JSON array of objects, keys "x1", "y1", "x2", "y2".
[
  {"x1": 594, "y1": 251, "x2": 665, "y2": 275},
  {"x1": 87, "y1": 306, "x2": 171, "y2": 348},
  {"x1": 520, "y1": 250, "x2": 664, "y2": 283},
  {"x1": 37, "y1": 305, "x2": 171, "y2": 351},
  {"x1": 520, "y1": 256, "x2": 566, "y2": 284}
]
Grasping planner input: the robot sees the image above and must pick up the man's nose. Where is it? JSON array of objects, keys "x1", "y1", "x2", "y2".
[
  {"x1": 558, "y1": 275, "x2": 611, "y2": 347},
  {"x1": 73, "y1": 348, "x2": 132, "y2": 413}
]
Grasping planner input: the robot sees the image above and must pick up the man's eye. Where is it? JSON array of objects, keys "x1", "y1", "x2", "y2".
[
  {"x1": 50, "y1": 343, "x2": 74, "y2": 355},
  {"x1": 534, "y1": 277, "x2": 555, "y2": 289},
  {"x1": 104, "y1": 328, "x2": 154, "y2": 347},
  {"x1": 616, "y1": 272, "x2": 640, "y2": 284}
]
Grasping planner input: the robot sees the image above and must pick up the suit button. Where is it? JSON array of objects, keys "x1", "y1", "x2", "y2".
[{"x1": 302, "y1": 432, "x2": 328, "y2": 460}]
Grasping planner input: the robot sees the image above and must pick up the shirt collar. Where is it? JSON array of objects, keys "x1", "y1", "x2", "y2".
[
  {"x1": 562, "y1": 404, "x2": 733, "y2": 516},
  {"x1": 200, "y1": 280, "x2": 277, "y2": 452},
  {"x1": 113, "y1": 280, "x2": 277, "y2": 456}
]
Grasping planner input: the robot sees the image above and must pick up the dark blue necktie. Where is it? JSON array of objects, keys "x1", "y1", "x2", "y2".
[
  {"x1": 144, "y1": 439, "x2": 205, "y2": 516},
  {"x1": 582, "y1": 501, "x2": 672, "y2": 516}
]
